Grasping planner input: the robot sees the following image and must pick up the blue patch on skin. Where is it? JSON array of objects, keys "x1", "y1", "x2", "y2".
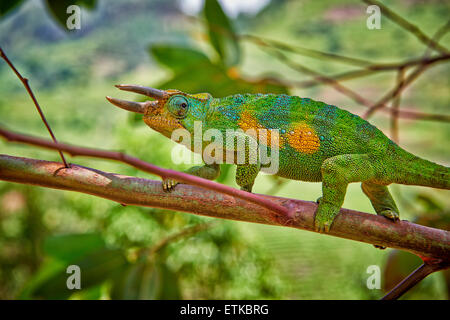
[
  {"x1": 258, "y1": 94, "x2": 291, "y2": 129},
  {"x1": 217, "y1": 95, "x2": 244, "y2": 121},
  {"x1": 301, "y1": 98, "x2": 311, "y2": 105},
  {"x1": 356, "y1": 119, "x2": 378, "y2": 141},
  {"x1": 189, "y1": 98, "x2": 207, "y2": 119},
  {"x1": 312, "y1": 103, "x2": 338, "y2": 130}
]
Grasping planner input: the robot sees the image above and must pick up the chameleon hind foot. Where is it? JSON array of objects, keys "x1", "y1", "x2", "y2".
[{"x1": 361, "y1": 182, "x2": 400, "y2": 222}]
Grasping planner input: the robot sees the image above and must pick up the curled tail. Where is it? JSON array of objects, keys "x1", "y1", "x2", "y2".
[{"x1": 393, "y1": 149, "x2": 450, "y2": 190}]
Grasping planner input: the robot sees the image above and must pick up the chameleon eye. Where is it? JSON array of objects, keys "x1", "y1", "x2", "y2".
[{"x1": 168, "y1": 95, "x2": 189, "y2": 118}]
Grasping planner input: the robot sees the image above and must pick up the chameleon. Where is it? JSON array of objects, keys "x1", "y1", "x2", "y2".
[{"x1": 106, "y1": 85, "x2": 450, "y2": 233}]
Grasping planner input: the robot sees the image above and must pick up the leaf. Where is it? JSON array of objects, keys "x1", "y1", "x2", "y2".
[
  {"x1": 44, "y1": 233, "x2": 105, "y2": 262},
  {"x1": 32, "y1": 248, "x2": 128, "y2": 299},
  {"x1": 44, "y1": 0, "x2": 97, "y2": 30},
  {"x1": 203, "y1": 0, "x2": 240, "y2": 66},
  {"x1": 111, "y1": 260, "x2": 181, "y2": 300},
  {"x1": 157, "y1": 62, "x2": 288, "y2": 97},
  {"x1": 0, "y1": 0, "x2": 26, "y2": 18},
  {"x1": 150, "y1": 45, "x2": 211, "y2": 73},
  {"x1": 216, "y1": 164, "x2": 233, "y2": 183},
  {"x1": 157, "y1": 263, "x2": 181, "y2": 299},
  {"x1": 20, "y1": 233, "x2": 127, "y2": 299}
]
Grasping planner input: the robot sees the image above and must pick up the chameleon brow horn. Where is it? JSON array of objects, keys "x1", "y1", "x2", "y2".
[
  {"x1": 106, "y1": 84, "x2": 165, "y2": 114},
  {"x1": 115, "y1": 84, "x2": 167, "y2": 99}
]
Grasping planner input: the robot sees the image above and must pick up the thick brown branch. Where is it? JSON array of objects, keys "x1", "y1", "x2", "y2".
[{"x1": 0, "y1": 154, "x2": 449, "y2": 261}]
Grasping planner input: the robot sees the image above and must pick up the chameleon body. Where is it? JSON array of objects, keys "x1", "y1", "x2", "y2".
[{"x1": 107, "y1": 85, "x2": 450, "y2": 232}]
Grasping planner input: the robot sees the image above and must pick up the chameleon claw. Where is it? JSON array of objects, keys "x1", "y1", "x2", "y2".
[
  {"x1": 162, "y1": 178, "x2": 179, "y2": 192},
  {"x1": 314, "y1": 221, "x2": 331, "y2": 233},
  {"x1": 379, "y1": 209, "x2": 400, "y2": 222}
]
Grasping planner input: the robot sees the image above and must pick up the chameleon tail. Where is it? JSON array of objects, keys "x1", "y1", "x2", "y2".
[{"x1": 393, "y1": 149, "x2": 450, "y2": 190}]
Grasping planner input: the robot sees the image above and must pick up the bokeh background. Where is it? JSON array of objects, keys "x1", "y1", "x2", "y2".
[{"x1": 0, "y1": 0, "x2": 449, "y2": 299}]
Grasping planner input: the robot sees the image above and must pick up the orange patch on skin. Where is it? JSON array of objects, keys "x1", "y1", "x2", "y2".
[
  {"x1": 287, "y1": 123, "x2": 320, "y2": 154},
  {"x1": 238, "y1": 111, "x2": 283, "y2": 148}
]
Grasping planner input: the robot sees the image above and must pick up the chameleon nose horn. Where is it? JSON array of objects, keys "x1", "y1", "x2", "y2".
[
  {"x1": 105, "y1": 96, "x2": 148, "y2": 114},
  {"x1": 115, "y1": 84, "x2": 167, "y2": 99}
]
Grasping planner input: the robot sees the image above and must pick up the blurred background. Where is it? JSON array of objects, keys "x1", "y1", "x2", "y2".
[{"x1": 0, "y1": 0, "x2": 449, "y2": 299}]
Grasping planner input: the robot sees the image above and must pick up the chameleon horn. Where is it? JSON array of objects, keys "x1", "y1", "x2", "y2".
[
  {"x1": 115, "y1": 84, "x2": 167, "y2": 99},
  {"x1": 106, "y1": 96, "x2": 147, "y2": 114}
]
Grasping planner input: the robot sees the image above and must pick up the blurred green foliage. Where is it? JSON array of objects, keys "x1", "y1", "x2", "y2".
[{"x1": 0, "y1": 0, "x2": 449, "y2": 300}]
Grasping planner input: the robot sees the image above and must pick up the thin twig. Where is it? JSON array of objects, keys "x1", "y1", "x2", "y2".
[
  {"x1": 240, "y1": 34, "x2": 374, "y2": 67},
  {"x1": 364, "y1": 19, "x2": 450, "y2": 118},
  {"x1": 293, "y1": 53, "x2": 450, "y2": 88},
  {"x1": 0, "y1": 47, "x2": 69, "y2": 167},
  {"x1": 146, "y1": 222, "x2": 213, "y2": 257},
  {"x1": 390, "y1": 68, "x2": 405, "y2": 143},
  {"x1": 382, "y1": 260, "x2": 450, "y2": 300},
  {"x1": 362, "y1": 0, "x2": 449, "y2": 54}
]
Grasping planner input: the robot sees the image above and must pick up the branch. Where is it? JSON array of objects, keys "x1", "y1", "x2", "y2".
[
  {"x1": 363, "y1": 19, "x2": 450, "y2": 118},
  {"x1": 362, "y1": 0, "x2": 449, "y2": 54},
  {"x1": 260, "y1": 47, "x2": 450, "y2": 123},
  {"x1": 0, "y1": 154, "x2": 449, "y2": 262},
  {"x1": 293, "y1": 53, "x2": 450, "y2": 88},
  {"x1": 382, "y1": 259, "x2": 450, "y2": 300}
]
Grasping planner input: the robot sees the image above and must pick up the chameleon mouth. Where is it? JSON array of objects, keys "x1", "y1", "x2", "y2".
[{"x1": 144, "y1": 115, "x2": 184, "y2": 136}]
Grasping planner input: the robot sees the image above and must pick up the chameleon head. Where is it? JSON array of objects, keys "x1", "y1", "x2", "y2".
[{"x1": 106, "y1": 84, "x2": 212, "y2": 139}]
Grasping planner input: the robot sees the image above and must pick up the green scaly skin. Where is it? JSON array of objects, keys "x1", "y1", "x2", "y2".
[{"x1": 107, "y1": 88, "x2": 450, "y2": 233}]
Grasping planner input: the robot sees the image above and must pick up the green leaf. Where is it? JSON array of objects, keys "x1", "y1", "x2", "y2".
[
  {"x1": 216, "y1": 164, "x2": 233, "y2": 183},
  {"x1": 32, "y1": 248, "x2": 128, "y2": 299},
  {"x1": 157, "y1": 62, "x2": 288, "y2": 97},
  {"x1": 203, "y1": 0, "x2": 240, "y2": 66},
  {"x1": 0, "y1": 0, "x2": 26, "y2": 18},
  {"x1": 44, "y1": 0, "x2": 97, "y2": 30},
  {"x1": 44, "y1": 233, "x2": 105, "y2": 262},
  {"x1": 20, "y1": 233, "x2": 127, "y2": 299},
  {"x1": 150, "y1": 45, "x2": 211, "y2": 73},
  {"x1": 111, "y1": 260, "x2": 180, "y2": 300}
]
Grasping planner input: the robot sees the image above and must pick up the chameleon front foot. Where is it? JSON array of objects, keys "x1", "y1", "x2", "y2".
[
  {"x1": 314, "y1": 201, "x2": 340, "y2": 233},
  {"x1": 162, "y1": 178, "x2": 179, "y2": 192}
]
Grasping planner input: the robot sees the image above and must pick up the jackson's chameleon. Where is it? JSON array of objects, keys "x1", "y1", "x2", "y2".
[{"x1": 106, "y1": 85, "x2": 450, "y2": 233}]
